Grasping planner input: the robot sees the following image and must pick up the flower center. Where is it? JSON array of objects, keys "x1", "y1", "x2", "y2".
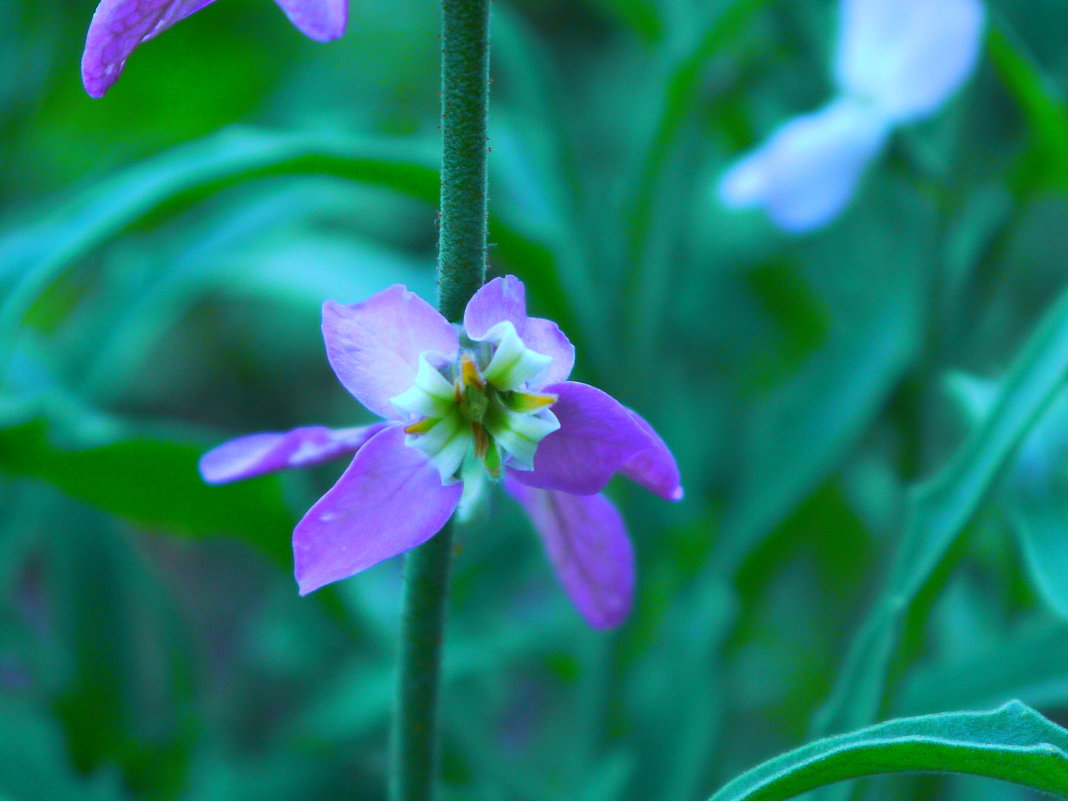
[{"x1": 389, "y1": 320, "x2": 560, "y2": 485}]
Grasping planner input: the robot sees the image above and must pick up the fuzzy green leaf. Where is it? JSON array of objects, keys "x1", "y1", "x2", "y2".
[{"x1": 710, "y1": 702, "x2": 1068, "y2": 801}]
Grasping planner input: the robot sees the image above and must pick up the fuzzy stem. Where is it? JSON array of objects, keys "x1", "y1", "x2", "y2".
[
  {"x1": 436, "y1": 0, "x2": 490, "y2": 322},
  {"x1": 390, "y1": 1, "x2": 490, "y2": 799},
  {"x1": 391, "y1": 521, "x2": 456, "y2": 801}
]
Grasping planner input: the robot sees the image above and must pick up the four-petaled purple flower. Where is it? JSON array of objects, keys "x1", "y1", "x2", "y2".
[
  {"x1": 200, "y1": 276, "x2": 683, "y2": 628},
  {"x1": 82, "y1": 0, "x2": 347, "y2": 97}
]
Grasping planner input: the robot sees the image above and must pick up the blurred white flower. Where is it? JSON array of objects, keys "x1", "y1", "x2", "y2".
[{"x1": 718, "y1": 0, "x2": 985, "y2": 233}]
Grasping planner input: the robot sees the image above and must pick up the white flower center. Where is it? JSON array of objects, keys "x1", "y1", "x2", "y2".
[{"x1": 389, "y1": 321, "x2": 561, "y2": 486}]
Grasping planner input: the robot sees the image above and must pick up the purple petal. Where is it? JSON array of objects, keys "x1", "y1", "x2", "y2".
[
  {"x1": 464, "y1": 275, "x2": 528, "y2": 340},
  {"x1": 718, "y1": 98, "x2": 889, "y2": 233},
  {"x1": 273, "y1": 0, "x2": 347, "y2": 41},
  {"x1": 463, "y1": 277, "x2": 574, "y2": 386},
  {"x1": 81, "y1": 0, "x2": 216, "y2": 97},
  {"x1": 505, "y1": 477, "x2": 633, "y2": 629},
  {"x1": 511, "y1": 382, "x2": 656, "y2": 495},
  {"x1": 522, "y1": 317, "x2": 575, "y2": 387},
  {"x1": 322, "y1": 286, "x2": 459, "y2": 421},
  {"x1": 620, "y1": 410, "x2": 683, "y2": 501},
  {"x1": 835, "y1": 0, "x2": 984, "y2": 122},
  {"x1": 199, "y1": 423, "x2": 386, "y2": 484},
  {"x1": 293, "y1": 425, "x2": 462, "y2": 595}
]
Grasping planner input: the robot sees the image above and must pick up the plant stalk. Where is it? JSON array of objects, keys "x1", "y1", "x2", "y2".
[
  {"x1": 390, "y1": 0, "x2": 490, "y2": 798},
  {"x1": 436, "y1": 0, "x2": 490, "y2": 322},
  {"x1": 391, "y1": 522, "x2": 457, "y2": 801}
]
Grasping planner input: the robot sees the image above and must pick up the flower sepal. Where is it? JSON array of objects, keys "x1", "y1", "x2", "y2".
[
  {"x1": 479, "y1": 321, "x2": 553, "y2": 391},
  {"x1": 390, "y1": 354, "x2": 458, "y2": 419}
]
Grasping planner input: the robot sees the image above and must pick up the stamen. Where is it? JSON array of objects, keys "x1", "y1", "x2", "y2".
[
  {"x1": 394, "y1": 343, "x2": 559, "y2": 481},
  {"x1": 504, "y1": 391, "x2": 557, "y2": 412},
  {"x1": 404, "y1": 418, "x2": 437, "y2": 434},
  {"x1": 407, "y1": 408, "x2": 470, "y2": 483},
  {"x1": 471, "y1": 421, "x2": 489, "y2": 458},
  {"x1": 461, "y1": 354, "x2": 486, "y2": 389},
  {"x1": 484, "y1": 398, "x2": 561, "y2": 471}
]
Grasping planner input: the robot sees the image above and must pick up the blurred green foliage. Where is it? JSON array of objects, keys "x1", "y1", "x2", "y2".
[{"x1": 5, "y1": 0, "x2": 1068, "y2": 800}]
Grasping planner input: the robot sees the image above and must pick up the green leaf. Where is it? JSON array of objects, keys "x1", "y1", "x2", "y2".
[
  {"x1": 75, "y1": 183, "x2": 434, "y2": 403},
  {"x1": 948, "y1": 371, "x2": 1068, "y2": 621},
  {"x1": 988, "y1": 21, "x2": 1068, "y2": 192},
  {"x1": 0, "y1": 129, "x2": 437, "y2": 361},
  {"x1": 980, "y1": 382, "x2": 1068, "y2": 622},
  {"x1": 709, "y1": 702, "x2": 1068, "y2": 801},
  {"x1": 718, "y1": 222, "x2": 926, "y2": 575},
  {"x1": 490, "y1": 6, "x2": 610, "y2": 367},
  {"x1": 0, "y1": 127, "x2": 573, "y2": 366},
  {"x1": 43, "y1": 500, "x2": 194, "y2": 797},
  {"x1": 899, "y1": 621, "x2": 1068, "y2": 716},
  {"x1": 0, "y1": 698, "x2": 129, "y2": 801},
  {"x1": 816, "y1": 282, "x2": 1068, "y2": 736},
  {"x1": 1006, "y1": 479, "x2": 1068, "y2": 620},
  {"x1": 623, "y1": 0, "x2": 772, "y2": 352},
  {"x1": 0, "y1": 397, "x2": 293, "y2": 564},
  {"x1": 588, "y1": 0, "x2": 663, "y2": 41},
  {"x1": 997, "y1": 406, "x2": 1068, "y2": 623},
  {"x1": 626, "y1": 0, "x2": 772, "y2": 249}
]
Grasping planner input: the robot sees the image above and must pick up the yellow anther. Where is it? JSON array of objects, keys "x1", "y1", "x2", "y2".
[
  {"x1": 461, "y1": 354, "x2": 486, "y2": 389},
  {"x1": 404, "y1": 417, "x2": 438, "y2": 435},
  {"x1": 506, "y1": 391, "x2": 557, "y2": 412}
]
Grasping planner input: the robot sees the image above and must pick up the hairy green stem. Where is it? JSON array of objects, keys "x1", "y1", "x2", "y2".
[
  {"x1": 391, "y1": 522, "x2": 457, "y2": 801},
  {"x1": 390, "y1": 1, "x2": 490, "y2": 799},
  {"x1": 437, "y1": 0, "x2": 491, "y2": 322}
]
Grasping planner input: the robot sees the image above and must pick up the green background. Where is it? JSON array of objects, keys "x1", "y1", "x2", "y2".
[{"x1": 4, "y1": 0, "x2": 1068, "y2": 799}]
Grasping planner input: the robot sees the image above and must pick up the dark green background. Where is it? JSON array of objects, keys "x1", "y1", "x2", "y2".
[{"x1": 3, "y1": 1, "x2": 1068, "y2": 799}]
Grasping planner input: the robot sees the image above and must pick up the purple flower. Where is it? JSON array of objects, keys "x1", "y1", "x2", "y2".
[
  {"x1": 82, "y1": 0, "x2": 347, "y2": 97},
  {"x1": 718, "y1": 0, "x2": 984, "y2": 232},
  {"x1": 200, "y1": 276, "x2": 683, "y2": 629}
]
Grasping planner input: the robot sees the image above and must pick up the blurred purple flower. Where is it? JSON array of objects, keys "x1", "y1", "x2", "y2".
[
  {"x1": 718, "y1": 0, "x2": 985, "y2": 233},
  {"x1": 200, "y1": 276, "x2": 683, "y2": 629},
  {"x1": 82, "y1": 0, "x2": 347, "y2": 97}
]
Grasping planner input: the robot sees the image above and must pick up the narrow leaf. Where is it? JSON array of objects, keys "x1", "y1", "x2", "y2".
[
  {"x1": 816, "y1": 282, "x2": 1068, "y2": 736},
  {"x1": 988, "y1": 22, "x2": 1068, "y2": 191},
  {"x1": 0, "y1": 127, "x2": 572, "y2": 366}
]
